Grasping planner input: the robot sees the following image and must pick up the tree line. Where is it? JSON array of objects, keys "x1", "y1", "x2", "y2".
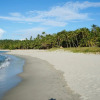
[{"x1": 0, "y1": 24, "x2": 100, "y2": 50}]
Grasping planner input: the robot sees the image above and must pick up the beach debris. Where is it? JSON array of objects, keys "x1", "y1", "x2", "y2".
[{"x1": 49, "y1": 98, "x2": 56, "y2": 100}]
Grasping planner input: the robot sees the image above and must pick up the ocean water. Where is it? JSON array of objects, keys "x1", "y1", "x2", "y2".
[{"x1": 0, "y1": 51, "x2": 24, "y2": 100}]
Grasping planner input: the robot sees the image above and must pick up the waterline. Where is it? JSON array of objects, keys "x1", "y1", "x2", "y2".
[{"x1": 0, "y1": 54, "x2": 24, "y2": 100}]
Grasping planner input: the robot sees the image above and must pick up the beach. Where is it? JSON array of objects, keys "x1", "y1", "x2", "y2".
[
  {"x1": 2, "y1": 54, "x2": 80, "y2": 100},
  {"x1": 2, "y1": 50, "x2": 100, "y2": 100}
]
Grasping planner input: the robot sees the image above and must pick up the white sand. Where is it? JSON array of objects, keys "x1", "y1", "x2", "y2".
[
  {"x1": 7, "y1": 50, "x2": 100, "y2": 100},
  {"x1": 3, "y1": 55, "x2": 80, "y2": 100}
]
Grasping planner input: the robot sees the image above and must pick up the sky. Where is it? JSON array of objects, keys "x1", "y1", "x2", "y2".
[{"x1": 0, "y1": 0, "x2": 100, "y2": 40}]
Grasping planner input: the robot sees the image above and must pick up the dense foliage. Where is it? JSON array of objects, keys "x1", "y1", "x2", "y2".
[{"x1": 0, "y1": 24, "x2": 100, "y2": 50}]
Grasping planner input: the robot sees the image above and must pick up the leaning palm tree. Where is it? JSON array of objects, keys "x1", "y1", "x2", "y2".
[{"x1": 91, "y1": 24, "x2": 97, "y2": 33}]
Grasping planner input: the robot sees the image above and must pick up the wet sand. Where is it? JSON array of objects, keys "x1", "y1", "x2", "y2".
[{"x1": 2, "y1": 55, "x2": 81, "y2": 100}]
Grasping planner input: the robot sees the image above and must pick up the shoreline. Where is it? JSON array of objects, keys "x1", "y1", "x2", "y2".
[
  {"x1": 2, "y1": 50, "x2": 100, "y2": 100},
  {"x1": 0, "y1": 53, "x2": 24, "y2": 100},
  {"x1": 2, "y1": 54, "x2": 81, "y2": 100}
]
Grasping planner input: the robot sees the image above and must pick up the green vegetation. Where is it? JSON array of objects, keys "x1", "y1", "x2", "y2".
[
  {"x1": 49, "y1": 47, "x2": 100, "y2": 53},
  {"x1": 48, "y1": 47, "x2": 100, "y2": 54},
  {"x1": 0, "y1": 24, "x2": 100, "y2": 53},
  {"x1": 64, "y1": 47, "x2": 100, "y2": 53}
]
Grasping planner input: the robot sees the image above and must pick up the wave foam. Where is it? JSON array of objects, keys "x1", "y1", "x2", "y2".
[{"x1": 0, "y1": 57, "x2": 10, "y2": 69}]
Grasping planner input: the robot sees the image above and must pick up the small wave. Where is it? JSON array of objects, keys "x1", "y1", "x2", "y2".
[
  {"x1": 0, "y1": 55, "x2": 10, "y2": 69},
  {"x1": 0, "y1": 61, "x2": 10, "y2": 69}
]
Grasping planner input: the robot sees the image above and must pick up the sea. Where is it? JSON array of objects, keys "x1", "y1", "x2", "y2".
[{"x1": 0, "y1": 51, "x2": 24, "y2": 100}]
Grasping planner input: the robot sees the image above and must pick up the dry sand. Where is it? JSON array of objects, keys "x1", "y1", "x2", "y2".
[
  {"x1": 2, "y1": 54, "x2": 80, "y2": 100},
  {"x1": 3, "y1": 50, "x2": 100, "y2": 100}
]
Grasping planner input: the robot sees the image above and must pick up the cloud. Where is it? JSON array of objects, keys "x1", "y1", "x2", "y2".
[
  {"x1": 67, "y1": 1, "x2": 100, "y2": 10},
  {"x1": 16, "y1": 27, "x2": 46, "y2": 39},
  {"x1": 0, "y1": 28, "x2": 5, "y2": 38},
  {"x1": 9, "y1": 12, "x2": 22, "y2": 17},
  {"x1": 42, "y1": 20, "x2": 67, "y2": 27},
  {"x1": 0, "y1": 1, "x2": 100, "y2": 27}
]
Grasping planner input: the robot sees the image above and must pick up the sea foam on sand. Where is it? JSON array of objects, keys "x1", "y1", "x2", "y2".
[{"x1": 7, "y1": 50, "x2": 100, "y2": 100}]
